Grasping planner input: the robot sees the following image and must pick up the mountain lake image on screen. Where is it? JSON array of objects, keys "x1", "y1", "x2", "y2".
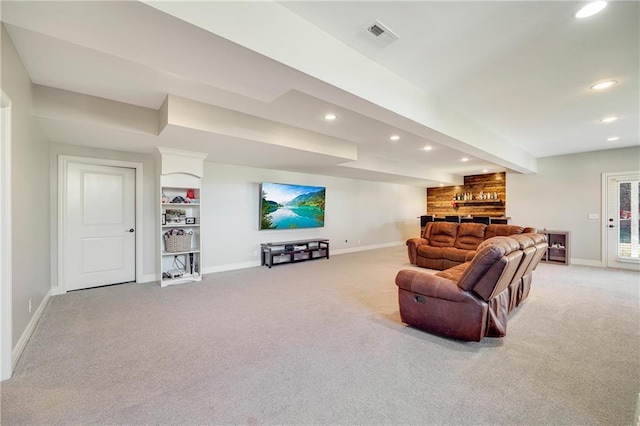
[{"x1": 260, "y1": 182, "x2": 326, "y2": 230}]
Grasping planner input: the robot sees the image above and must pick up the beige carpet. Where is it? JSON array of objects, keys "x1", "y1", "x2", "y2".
[{"x1": 1, "y1": 246, "x2": 639, "y2": 425}]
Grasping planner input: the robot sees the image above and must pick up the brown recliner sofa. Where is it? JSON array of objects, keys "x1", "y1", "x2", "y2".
[
  {"x1": 395, "y1": 233, "x2": 547, "y2": 341},
  {"x1": 406, "y1": 222, "x2": 536, "y2": 270}
]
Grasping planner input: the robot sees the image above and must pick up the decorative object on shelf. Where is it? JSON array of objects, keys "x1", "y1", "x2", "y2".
[
  {"x1": 161, "y1": 213, "x2": 166, "y2": 225},
  {"x1": 186, "y1": 188, "x2": 195, "y2": 199},
  {"x1": 165, "y1": 208, "x2": 186, "y2": 223},
  {"x1": 170, "y1": 196, "x2": 190, "y2": 204},
  {"x1": 164, "y1": 229, "x2": 192, "y2": 253},
  {"x1": 186, "y1": 217, "x2": 196, "y2": 225}
]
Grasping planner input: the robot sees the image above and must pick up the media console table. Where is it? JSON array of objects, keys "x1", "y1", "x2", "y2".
[{"x1": 261, "y1": 239, "x2": 330, "y2": 268}]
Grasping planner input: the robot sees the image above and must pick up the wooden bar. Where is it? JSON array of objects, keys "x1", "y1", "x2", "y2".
[{"x1": 426, "y1": 172, "x2": 506, "y2": 218}]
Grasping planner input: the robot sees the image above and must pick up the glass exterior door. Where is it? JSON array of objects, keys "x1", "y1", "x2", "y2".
[
  {"x1": 607, "y1": 173, "x2": 640, "y2": 270},
  {"x1": 617, "y1": 180, "x2": 639, "y2": 259}
]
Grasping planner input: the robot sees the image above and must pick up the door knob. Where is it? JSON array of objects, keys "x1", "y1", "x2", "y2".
[
  {"x1": 126, "y1": 228, "x2": 134, "y2": 233},
  {"x1": 608, "y1": 225, "x2": 614, "y2": 228},
  {"x1": 609, "y1": 218, "x2": 614, "y2": 222}
]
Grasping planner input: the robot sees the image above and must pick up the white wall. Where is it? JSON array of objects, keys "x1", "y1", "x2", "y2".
[
  {"x1": 507, "y1": 146, "x2": 640, "y2": 265},
  {"x1": 201, "y1": 162, "x2": 424, "y2": 271},
  {"x1": 47, "y1": 151, "x2": 423, "y2": 281},
  {"x1": 1, "y1": 25, "x2": 51, "y2": 347},
  {"x1": 49, "y1": 143, "x2": 158, "y2": 286}
]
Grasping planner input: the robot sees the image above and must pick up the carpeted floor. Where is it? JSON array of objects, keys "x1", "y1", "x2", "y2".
[{"x1": 1, "y1": 246, "x2": 639, "y2": 425}]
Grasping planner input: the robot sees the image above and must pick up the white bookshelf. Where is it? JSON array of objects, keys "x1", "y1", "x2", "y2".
[{"x1": 157, "y1": 148, "x2": 208, "y2": 287}]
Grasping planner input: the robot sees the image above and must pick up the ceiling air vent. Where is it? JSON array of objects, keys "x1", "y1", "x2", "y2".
[
  {"x1": 366, "y1": 20, "x2": 399, "y2": 45},
  {"x1": 368, "y1": 24, "x2": 386, "y2": 37}
]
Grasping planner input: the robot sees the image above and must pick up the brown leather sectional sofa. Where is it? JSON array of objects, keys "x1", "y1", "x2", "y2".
[
  {"x1": 406, "y1": 222, "x2": 537, "y2": 270},
  {"x1": 396, "y1": 233, "x2": 548, "y2": 341}
]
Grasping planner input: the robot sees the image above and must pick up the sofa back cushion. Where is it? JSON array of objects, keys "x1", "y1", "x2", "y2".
[
  {"x1": 427, "y1": 222, "x2": 458, "y2": 247},
  {"x1": 457, "y1": 236, "x2": 523, "y2": 300},
  {"x1": 485, "y1": 224, "x2": 525, "y2": 239},
  {"x1": 509, "y1": 234, "x2": 538, "y2": 284},
  {"x1": 521, "y1": 233, "x2": 548, "y2": 275},
  {"x1": 421, "y1": 222, "x2": 433, "y2": 240},
  {"x1": 453, "y1": 223, "x2": 487, "y2": 250}
]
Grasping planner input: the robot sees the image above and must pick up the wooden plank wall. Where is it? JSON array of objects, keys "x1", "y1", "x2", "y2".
[{"x1": 426, "y1": 172, "x2": 506, "y2": 217}]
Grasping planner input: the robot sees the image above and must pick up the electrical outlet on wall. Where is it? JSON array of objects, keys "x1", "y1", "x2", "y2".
[{"x1": 252, "y1": 251, "x2": 258, "y2": 258}]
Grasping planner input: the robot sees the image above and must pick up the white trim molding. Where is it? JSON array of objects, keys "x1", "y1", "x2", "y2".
[
  {"x1": 1, "y1": 91, "x2": 13, "y2": 380},
  {"x1": 601, "y1": 170, "x2": 640, "y2": 270},
  {"x1": 12, "y1": 290, "x2": 51, "y2": 371},
  {"x1": 570, "y1": 258, "x2": 605, "y2": 268},
  {"x1": 57, "y1": 156, "x2": 144, "y2": 294},
  {"x1": 332, "y1": 241, "x2": 405, "y2": 256}
]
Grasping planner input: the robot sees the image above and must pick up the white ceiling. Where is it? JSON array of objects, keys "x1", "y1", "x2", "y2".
[{"x1": 2, "y1": 1, "x2": 638, "y2": 187}]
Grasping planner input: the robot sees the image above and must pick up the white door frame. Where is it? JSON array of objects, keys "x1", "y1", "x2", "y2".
[
  {"x1": 1, "y1": 91, "x2": 13, "y2": 380},
  {"x1": 57, "y1": 156, "x2": 144, "y2": 294},
  {"x1": 601, "y1": 170, "x2": 640, "y2": 269}
]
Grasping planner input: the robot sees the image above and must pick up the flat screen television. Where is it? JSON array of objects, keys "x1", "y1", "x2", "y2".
[{"x1": 260, "y1": 182, "x2": 326, "y2": 230}]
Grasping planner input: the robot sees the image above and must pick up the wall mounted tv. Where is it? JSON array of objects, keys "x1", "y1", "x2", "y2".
[{"x1": 260, "y1": 182, "x2": 326, "y2": 230}]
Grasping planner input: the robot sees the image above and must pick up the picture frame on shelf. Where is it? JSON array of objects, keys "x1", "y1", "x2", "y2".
[
  {"x1": 161, "y1": 213, "x2": 166, "y2": 225},
  {"x1": 166, "y1": 208, "x2": 186, "y2": 223},
  {"x1": 186, "y1": 217, "x2": 196, "y2": 225}
]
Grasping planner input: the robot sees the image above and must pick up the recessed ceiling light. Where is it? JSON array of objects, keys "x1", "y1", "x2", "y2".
[
  {"x1": 389, "y1": 135, "x2": 400, "y2": 141},
  {"x1": 575, "y1": 1, "x2": 607, "y2": 19},
  {"x1": 461, "y1": 157, "x2": 469, "y2": 162},
  {"x1": 439, "y1": 183, "x2": 444, "y2": 187},
  {"x1": 601, "y1": 116, "x2": 618, "y2": 123},
  {"x1": 324, "y1": 113, "x2": 337, "y2": 121},
  {"x1": 423, "y1": 146, "x2": 432, "y2": 151},
  {"x1": 482, "y1": 169, "x2": 489, "y2": 173},
  {"x1": 590, "y1": 80, "x2": 617, "y2": 90},
  {"x1": 607, "y1": 136, "x2": 620, "y2": 141}
]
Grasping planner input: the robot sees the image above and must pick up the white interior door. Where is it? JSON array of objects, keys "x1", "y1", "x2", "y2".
[
  {"x1": 64, "y1": 163, "x2": 136, "y2": 291},
  {"x1": 605, "y1": 172, "x2": 640, "y2": 271}
]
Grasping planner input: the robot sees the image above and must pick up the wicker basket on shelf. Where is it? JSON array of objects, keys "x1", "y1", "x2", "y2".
[{"x1": 164, "y1": 231, "x2": 192, "y2": 253}]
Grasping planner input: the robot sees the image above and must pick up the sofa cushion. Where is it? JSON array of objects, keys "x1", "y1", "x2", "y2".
[
  {"x1": 442, "y1": 247, "x2": 470, "y2": 263},
  {"x1": 453, "y1": 223, "x2": 487, "y2": 250},
  {"x1": 435, "y1": 262, "x2": 469, "y2": 284},
  {"x1": 457, "y1": 237, "x2": 522, "y2": 300},
  {"x1": 427, "y1": 222, "x2": 458, "y2": 248},
  {"x1": 485, "y1": 224, "x2": 524, "y2": 239},
  {"x1": 417, "y1": 245, "x2": 446, "y2": 259}
]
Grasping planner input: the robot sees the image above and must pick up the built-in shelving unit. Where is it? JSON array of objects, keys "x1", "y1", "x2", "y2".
[
  {"x1": 157, "y1": 147, "x2": 208, "y2": 287},
  {"x1": 426, "y1": 172, "x2": 506, "y2": 218},
  {"x1": 541, "y1": 230, "x2": 570, "y2": 265}
]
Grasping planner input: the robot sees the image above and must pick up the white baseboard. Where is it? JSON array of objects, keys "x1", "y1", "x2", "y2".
[
  {"x1": 12, "y1": 289, "x2": 51, "y2": 370},
  {"x1": 571, "y1": 258, "x2": 605, "y2": 267},
  {"x1": 197, "y1": 242, "x2": 405, "y2": 275},
  {"x1": 140, "y1": 273, "x2": 159, "y2": 284},
  {"x1": 203, "y1": 260, "x2": 261, "y2": 274},
  {"x1": 332, "y1": 241, "x2": 404, "y2": 256}
]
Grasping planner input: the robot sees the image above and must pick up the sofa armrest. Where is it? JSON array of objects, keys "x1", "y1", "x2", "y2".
[
  {"x1": 395, "y1": 269, "x2": 475, "y2": 303},
  {"x1": 524, "y1": 227, "x2": 537, "y2": 233},
  {"x1": 465, "y1": 250, "x2": 477, "y2": 262},
  {"x1": 406, "y1": 238, "x2": 427, "y2": 264}
]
